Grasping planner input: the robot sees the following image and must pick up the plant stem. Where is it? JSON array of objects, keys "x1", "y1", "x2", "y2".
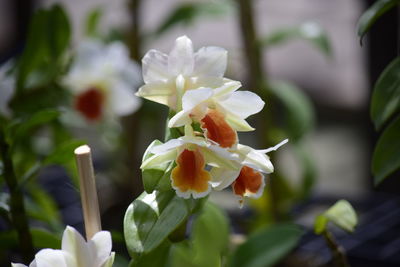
[
  {"x1": 0, "y1": 128, "x2": 34, "y2": 263},
  {"x1": 236, "y1": 0, "x2": 280, "y2": 222},
  {"x1": 323, "y1": 230, "x2": 350, "y2": 267}
]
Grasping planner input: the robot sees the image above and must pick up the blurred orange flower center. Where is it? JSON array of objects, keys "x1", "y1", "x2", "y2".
[
  {"x1": 171, "y1": 148, "x2": 210, "y2": 194},
  {"x1": 75, "y1": 88, "x2": 105, "y2": 121},
  {"x1": 200, "y1": 109, "x2": 237, "y2": 148}
]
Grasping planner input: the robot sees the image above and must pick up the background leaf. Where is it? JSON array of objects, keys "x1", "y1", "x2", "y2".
[
  {"x1": 357, "y1": 0, "x2": 400, "y2": 41},
  {"x1": 85, "y1": 8, "x2": 103, "y2": 37},
  {"x1": 229, "y1": 223, "x2": 303, "y2": 267},
  {"x1": 370, "y1": 57, "x2": 400, "y2": 130},
  {"x1": 260, "y1": 22, "x2": 332, "y2": 57},
  {"x1": 372, "y1": 116, "x2": 400, "y2": 184},
  {"x1": 314, "y1": 200, "x2": 358, "y2": 234},
  {"x1": 155, "y1": 2, "x2": 229, "y2": 36},
  {"x1": 269, "y1": 81, "x2": 315, "y2": 141}
]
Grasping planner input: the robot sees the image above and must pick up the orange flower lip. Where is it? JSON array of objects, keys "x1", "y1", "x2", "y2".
[
  {"x1": 232, "y1": 166, "x2": 264, "y2": 198},
  {"x1": 201, "y1": 109, "x2": 237, "y2": 148},
  {"x1": 171, "y1": 148, "x2": 211, "y2": 198},
  {"x1": 75, "y1": 87, "x2": 105, "y2": 121}
]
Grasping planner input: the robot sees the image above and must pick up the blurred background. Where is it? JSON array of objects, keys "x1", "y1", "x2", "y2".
[{"x1": 1, "y1": 0, "x2": 399, "y2": 266}]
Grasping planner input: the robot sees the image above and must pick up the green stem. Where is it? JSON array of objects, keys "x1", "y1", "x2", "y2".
[
  {"x1": 323, "y1": 230, "x2": 350, "y2": 267},
  {"x1": 236, "y1": 0, "x2": 280, "y2": 222},
  {"x1": 0, "y1": 128, "x2": 34, "y2": 263}
]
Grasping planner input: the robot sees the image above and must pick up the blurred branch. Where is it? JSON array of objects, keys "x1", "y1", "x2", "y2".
[
  {"x1": 0, "y1": 127, "x2": 34, "y2": 263},
  {"x1": 236, "y1": 0, "x2": 283, "y2": 222},
  {"x1": 322, "y1": 230, "x2": 350, "y2": 267}
]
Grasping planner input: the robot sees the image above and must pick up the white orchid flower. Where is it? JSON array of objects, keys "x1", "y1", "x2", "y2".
[
  {"x1": 12, "y1": 226, "x2": 115, "y2": 267},
  {"x1": 141, "y1": 125, "x2": 239, "y2": 199},
  {"x1": 210, "y1": 139, "x2": 288, "y2": 203},
  {"x1": 64, "y1": 40, "x2": 142, "y2": 121},
  {"x1": 137, "y1": 35, "x2": 237, "y2": 111},
  {"x1": 167, "y1": 81, "x2": 265, "y2": 147}
]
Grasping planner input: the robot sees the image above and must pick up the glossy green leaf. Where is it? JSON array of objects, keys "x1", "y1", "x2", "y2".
[
  {"x1": 142, "y1": 140, "x2": 173, "y2": 193},
  {"x1": 371, "y1": 57, "x2": 400, "y2": 130},
  {"x1": 129, "y1": 241, "x2": 171, "y2": 267},
  {"x1": 124, "y1": 190, "x2": 194, "y2": 255},
  {"x1": 261, "y1": 22, "x2": 332, "y2": 57},
  {"x1": 171, "y1": 202, "x2": 229, "y2": 267},
  {"x1": 357, "y1": 0, "x2": 400, "y2": 41},
  {"x1": 372, "y1": 116, "x2": 400, "y2": 184},
  {"x1": 155, "y1": 2, "x2": 229, "y2": 36},
  {"x1": 314, "y1": 200, "x2": 357, "y2": 234},
  {"x1": 229, "y1": 223, "x2": 303, "y2": 267},
  {"x1": 85, "y1": 8, "x2": 103, "y2": 37},
  {"x1": 269, "y1": 81, "x2": 315, "y2": 141}
]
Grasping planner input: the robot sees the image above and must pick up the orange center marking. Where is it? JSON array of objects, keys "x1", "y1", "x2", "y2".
[
  {"x1": 232, "y1": 166, "x2": 263, "y2": 197},
  {"x1": 200, "y1": 109, "x2": 237, "y2": 148},
  {"x1": 171, "y1": 148, "x2": 210, "y2": 194},
  {"x1": 75, "y1": 88, "x2": 105, "y2": 121}
]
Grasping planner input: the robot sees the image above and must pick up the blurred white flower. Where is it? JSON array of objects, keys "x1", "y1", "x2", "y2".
[
  {"x1": 12, "y1": 226, "x2": 114, "y2": 267},
  {"x1": 0, "y1": 61, "x2": 15, "y2": 116},
  {"x1": 64, "y1": 40, "x2": 142, "y2": 121},
  {"x1": 137, "y1": 35, "x2": 235, "y2": 110}
]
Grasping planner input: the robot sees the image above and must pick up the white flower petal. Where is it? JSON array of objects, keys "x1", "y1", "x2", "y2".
[
  {"x1": 90, "y1": 231, "x2": 113, "y2": 267},
  {"x1": 210, "y1": 167, "x2": 241, "y2": 190},
  {"x1": 142, "y1": 49, "x2": 170, "y2": 83},
  {"x1": 168, "y1": 110, "x2": 192, "y2": 128},
  {"x1": 237, "y1": 145, "x2": 274, "y2": 174},
  {"x1": 224, "y1": 113, "x2": 255, "y2": 132},
  {"x1": 182, "y1": 87, "x2": 213, "y2": 111},
  {"x1": 110, "y1": 82, "x2": 141, "y2": 116},
  {"x1": 219, "y1": 91, "x2": 264, "y2": 119},
  {"x1": 259, "y1": 139, "x2": 289, "y2": 154},
  {"x1": 150, "y1": 139, "x2": 183, "y2": 154},
  {"x1": 34, "y1": 249, "x2": 68, "y2": 267},
  {"x1": 136, "y1": 82, "x2": 174, "y2": 107},
  {"x1": 141, "y1": 149, "x2": 177, "y2": 169},
  {"x1": 61, "y1": 226, "x2": 91, "y2": 267},
  {"x1": 200, "y1": 146, "x2": 238, "y2": 170},
  {"x1": 168, "y1": 36, "x2": 194, "y2": 76},
  {"x1": 193, "y1": 46, "x2": 227, "y2": 77},
  {"x1": 213, "y1": 80, "x2": 242, "y2": 97},
  {"x1": 11, "y1": 263, "x2": 27, "y2": 267},
  {"x1": 100, "y1": 252, "x2": 115, "y2": 267}
]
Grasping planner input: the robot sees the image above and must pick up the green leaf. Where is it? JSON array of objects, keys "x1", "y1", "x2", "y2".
[
  {"x1": 47, "y1": 5, "x2": 71, "y2": 59},
  {"x1": 372, "y1": 116, "x2": 400, "y2": 184},
  {"x1": 371, "y1": 57, "x2": 400, "y2": 130},
  {"x1": 85, "y1": 8, "x2": 103, "y2": 37},
  {"x1": 314, "y1": 200, "x2": 358, "y2": 234},
  {"x1": 155, "y1": 2, "x2": 229, "y2": 36},
  {"x1": 0, "y1": 192, "x2": 10, "y2": 222},
  {"x1": 141, "y1": 140, "x2": 173, "y2": 193},
  {"x1": 171, "y1": 202, "x2": 229, "y2": 267},
  {"x1": 44, "y1": 139, "x2": 86, "y2": 165},
  {"x1": 7, "y1": 109, "x2": 60, "y2": 144},
  {"x1": 229, "y1": 223, "x2": 303, "y2": 267},
  {"x1": 124, "y1": 190, "x2": 194, "y2": 255},
  {"x1": 129, "y1": 241, "x2": 171, "y2": 267},
  {"x1": 357, "y1": 0, "x2": 400, "y2": 42},
  {"x1": 260, "y1": 22, "x2": 332, "y2": 57},
  {"x1": 31, "y1": 228, "x2": 61, "y2": 249},
  {"x1": 269, "y1": 81, "x2": 315, "y2": 141}
]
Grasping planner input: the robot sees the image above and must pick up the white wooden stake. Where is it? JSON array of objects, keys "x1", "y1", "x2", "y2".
[{"x1": 74, "y1": 145, "x2": 102, "y2": 240}]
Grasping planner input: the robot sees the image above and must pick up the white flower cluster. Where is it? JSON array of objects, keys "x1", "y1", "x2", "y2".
[{"x1": 138, "y1": 36, "x2": 287, "y2": 204}]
